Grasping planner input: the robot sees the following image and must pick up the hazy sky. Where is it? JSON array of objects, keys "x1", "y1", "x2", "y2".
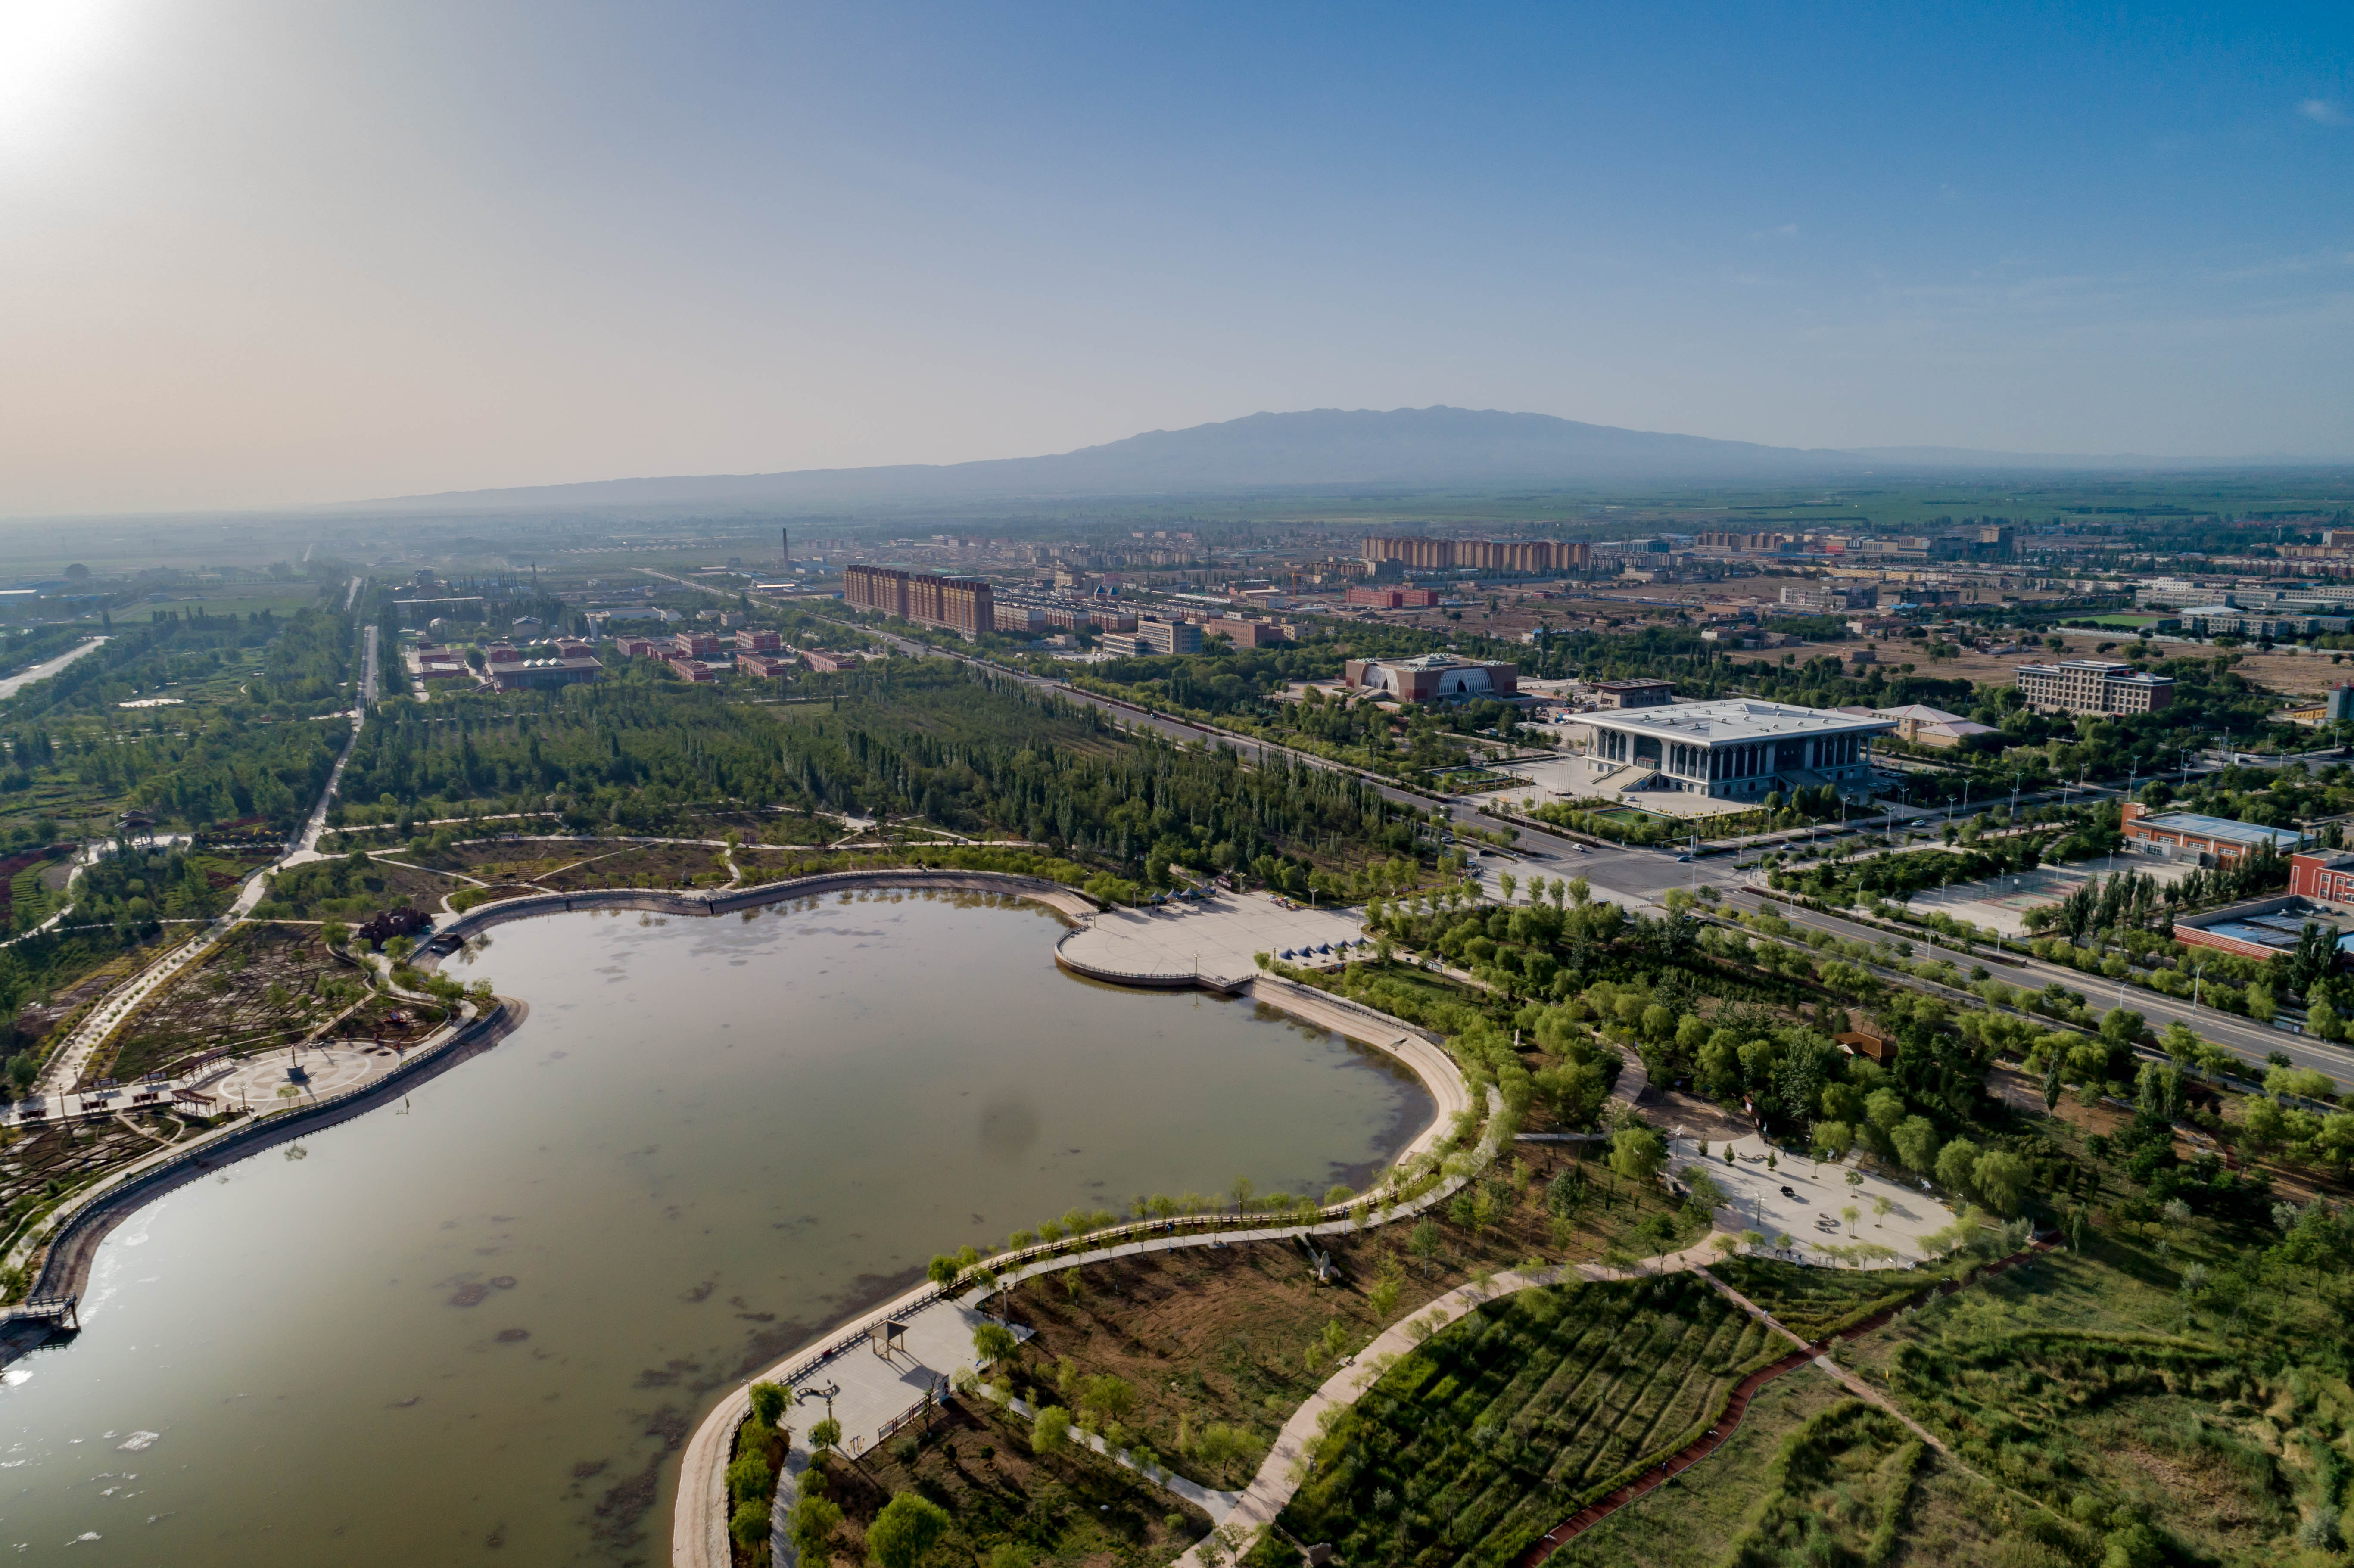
[{"x1": 2, "y1": 1, "x2": 2350, "y2": 514}]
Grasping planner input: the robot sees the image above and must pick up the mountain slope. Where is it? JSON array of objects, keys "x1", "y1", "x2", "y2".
[{"x1": 340, "y1": 406, "x2": 1867, "y2": 512}]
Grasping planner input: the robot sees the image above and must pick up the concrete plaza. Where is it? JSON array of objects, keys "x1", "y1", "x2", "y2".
[
  {"x1": 1669, "y1": 1133, "x2": 1959, "y2": 1267},
  {"x1": 1055, "y1": 890, "x2": 1370, "y2": 986},
  {"x1": 1902, "y1": 853, "x2": 2193, "y2": 937}
]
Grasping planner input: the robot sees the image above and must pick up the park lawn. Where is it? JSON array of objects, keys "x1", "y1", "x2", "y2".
[
  {"x1": 1706, "y1": 1253, "x2": 1959, "y2": 1341},
  {"x1": 797, "y1": 1398, "x2": 1207, "y2": 1568},
  {"x1": 1838, "y1": 1232, "x2": 2351, "y2": 1567},
  {"x1": 1540, "y1": 1365, "x2": 1850, "y2": 1568},
  {"x1": 410, "y1": 839, "x2": 735, "y2": 892},
  {"x1": 1008, "y1": 1144, "x2": 1713, "y2": 1493},
  {"x1": 95, "y1": 923, "x2": 358, "y2": 1083},
  {"x1": 1550, "y1": 1375, "x2": 2013, "y2": 1568},
  {"x1": 1277, "y1": 1273, "x2": 1779, "y2": 1567},
  {"x1": 252, "y1": 852, "x2": 463, "y2": 920}
]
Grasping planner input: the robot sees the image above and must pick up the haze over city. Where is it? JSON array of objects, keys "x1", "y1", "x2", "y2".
[
  {"x1": 10, "y1": 9, "x2": 2354, "y2": 1568},
  {"x1": 3, "y1": 0, "x2": 2351, "y2": 515}
]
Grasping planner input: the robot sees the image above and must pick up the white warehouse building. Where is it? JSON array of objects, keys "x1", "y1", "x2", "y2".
[{"x1": 1575, "y1": 698, "x2": 1894, "y2": 799}]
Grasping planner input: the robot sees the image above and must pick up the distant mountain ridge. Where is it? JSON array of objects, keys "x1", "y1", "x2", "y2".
[{"x1": 338, "y1": 406, "x2": 2306, "y2": 514}]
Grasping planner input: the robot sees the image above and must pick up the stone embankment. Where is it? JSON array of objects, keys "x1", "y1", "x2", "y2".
[
  {"x1": 3, "y1": 994, "x2": 526, "y2": 1346},
  {"x1": 425, "y1": 866, "x2": 1099, "y2": 952}
]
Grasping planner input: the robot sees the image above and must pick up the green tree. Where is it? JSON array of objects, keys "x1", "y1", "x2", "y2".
[
  {"x1": 1680, "y1": 1167, "x2": 1728, "y2": 1216},
  {"x1": 747, "y1": 1381, "x2": 787, "y2": 1428},
  {"x1": 1410, "y1": 1218, "x2": 1442, "y2": 1275},
  {"x1": 1079, "y1": 1373, "x2": 1137, "y2": 1427},
  {"x1": 1890, "y1": 1116, "x2": 1941, "y2": 1174},
  {"x1": 1972, "y1": 1149, "x2": 2032, "y2": 1216},
  {"x1": 973, "y1": 1321, "x2": 1018, "y2": 1366},
  {"x1": 731, "y1": 1498, "x2": 771, "y2": 1548},
  {"x1": 1609, "y1": 1124, "x2": 1666, "y2": 1185},
  {"x1": 926, "y1": 1254, "x2": 961, "y2": 1288},
  {"x1": 866, "y1": 1492, "x2": 952, "y2": 1568},
  {"x1": 727, "y1": 1452, "x2": 772, "y2": 1506},
  {"x1": 1031, "y1": 1404, "x2": 1072, "y2": 1456},
  {"x1": 807, "y1": 1417, "x2": 842, "y2": 1454},
  {"x1": 1194, "y1": 1422, "x2": 1267, "y2": 1484},
  {"x1": 787, "y1": 1493, "x2": 844, "y2": 1560},
  {"x1": 2267, "y1": 1065, "x2": 2337, "y2": 1101},
  {"x1": 1934, "y1": 1136, "x2": 1982, "y2": 1196}
]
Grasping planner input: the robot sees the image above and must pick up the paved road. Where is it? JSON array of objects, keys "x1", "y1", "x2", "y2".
[
  {"x1": 34, "y1": 606, "x2": 378, "y2": 1094},
  {"x1": 712, "y1": 577, "x2": 2354, "y2": 1087},
  {"x1": 1730, "y1": 884, "x2": 2354, "y2": 1087},
  {"x1": 0, "y1": 636, "x2": 107, "y2": 703}
]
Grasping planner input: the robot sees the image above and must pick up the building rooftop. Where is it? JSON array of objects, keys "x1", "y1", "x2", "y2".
[
  {"x1": 1379, "y1": 653, "x2": 1498, "y2": 671},
  {"x1": 1579, "y1": 698, "x2": 1896, "y2": 745},
  {"x1": 2135, "y1": 811, "x2": 2305, "y2": 850}
]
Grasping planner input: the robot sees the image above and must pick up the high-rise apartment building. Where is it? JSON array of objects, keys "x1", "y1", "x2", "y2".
[
  {"x1": 1358, "y1": 537, "x2": 1591, "y2": 572},
  {"x1": 843, "y1": 564, "x2": 995, "y2": 639}
]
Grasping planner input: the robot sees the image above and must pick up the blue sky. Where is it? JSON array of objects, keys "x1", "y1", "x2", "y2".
[{"x1": 0, "y1": 1, "x2": 2348, "y2": 512}]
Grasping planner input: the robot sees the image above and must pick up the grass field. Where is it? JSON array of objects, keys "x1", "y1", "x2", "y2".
[
  {"x1": 1841, "y1": 1234, "x2": 2354, "y2": 1566},
  {"x1": 790, "y1": 1399, "x2": 1206, "y2": 1568},
  {"x1": 1278, "y1": 1274, "x2": 1778, "y2": 1567},
  {"x1": 1532, "y1": 1368, "x2": 2010, "y2": 1568},
  {"x1": 1706, "y1": 1254, "x2": 1954, "y2": 1341}
]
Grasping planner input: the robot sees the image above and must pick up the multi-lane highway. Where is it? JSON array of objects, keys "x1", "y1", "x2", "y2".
[{"x1": 729, "y1": 579, "x2": 2354, "y2": 1090}]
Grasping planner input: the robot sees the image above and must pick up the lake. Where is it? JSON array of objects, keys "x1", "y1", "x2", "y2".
[{"x1": 0, "y1": 890, "x2": 1432, "y2": 1564}]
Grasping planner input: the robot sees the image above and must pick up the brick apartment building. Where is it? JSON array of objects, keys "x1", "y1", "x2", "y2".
[
  {"x1": 1344, "y1": 586, "x2": 1442, "y2": 609},
  {"x1": 1358, "y1": 537, "x2": 1591, "y2": 572},
  {"x1": 843, "y1": 564, "x2": 994, "y2": 639}
]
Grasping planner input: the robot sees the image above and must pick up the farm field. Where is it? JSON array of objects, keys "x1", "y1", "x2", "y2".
[{"x1": 1277, "y1": 1274, "x2": 1778, "y2": 1566}]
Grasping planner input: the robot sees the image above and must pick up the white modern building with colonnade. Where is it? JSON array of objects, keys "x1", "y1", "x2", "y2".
[{"x1": 1566, "y1": 698, "x2": 1894, "y2": 801}]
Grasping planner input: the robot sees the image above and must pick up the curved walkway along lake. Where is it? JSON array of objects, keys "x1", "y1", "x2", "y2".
[{"x1": 0, "y1": 890, "x2": 1434, "y2": 1565}]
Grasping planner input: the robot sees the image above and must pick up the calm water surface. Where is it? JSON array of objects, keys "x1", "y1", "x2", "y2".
[{"x1": 0, "y1": 892, "x2": 1430, "y2": 1564}]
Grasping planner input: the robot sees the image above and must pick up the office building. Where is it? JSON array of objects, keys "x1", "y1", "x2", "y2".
[
  {"x1": 1135, "y1": 618, "x2": 1202, "y2": 656},
  {"x1": 1573, "y1": 699, "x2": 1891, "y2": 798},
  {"x1": 1342, "y1": 654, "x2": 1517, "y2": 703},
  {"x1": 1590, "y1": 678, "x2": 1675, "y2": 709},
  {"x1": 2014, "y1": 659, "x2": 2174, "y2": 716},
  {"x1": 2124, "y1": 803, "x2": 2305, "y2": 865},
  {"x1": 1358, "y1": 536, "x2": 1591, "y2": 572}
]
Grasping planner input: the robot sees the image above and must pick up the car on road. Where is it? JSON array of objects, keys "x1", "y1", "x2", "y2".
[{"x1": 1675, "y1": 853, "x2": 1693, "y2": 862}]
